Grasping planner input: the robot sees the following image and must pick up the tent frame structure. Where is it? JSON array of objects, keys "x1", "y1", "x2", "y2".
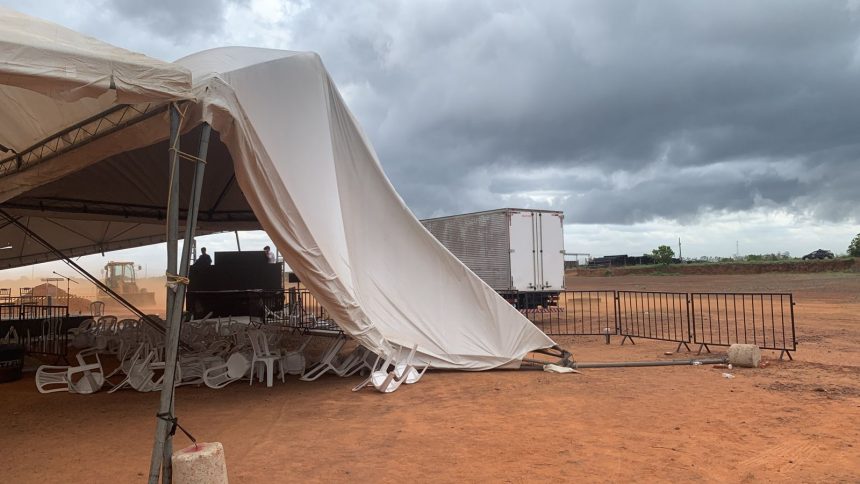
[
  {"x1": 0, "y1": 101, "x2": 167, "y2": 178},
  {"x1": 1, "y1": 16, "x2": 567, "y2": 479}
]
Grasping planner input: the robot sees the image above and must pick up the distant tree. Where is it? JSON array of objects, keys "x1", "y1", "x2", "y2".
[
  {"x1": 849, "y1": 233, "x2": 860, "y2": 257},
  {"x1": 651, "y1": 245, "x2": 675, "y2": 264}
]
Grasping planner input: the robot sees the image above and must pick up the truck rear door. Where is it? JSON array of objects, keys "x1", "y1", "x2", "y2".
[
  {"x1": 538, "y1": 212, "x2": 565, "y2": 291},
  {"x1": 509, "y1": 211, "x2": 538, "y2": 291}
]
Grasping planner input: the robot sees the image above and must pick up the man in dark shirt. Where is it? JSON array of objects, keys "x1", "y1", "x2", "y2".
[{"x1": 195, "y1": 247, "x2": 212, "y2": 266}]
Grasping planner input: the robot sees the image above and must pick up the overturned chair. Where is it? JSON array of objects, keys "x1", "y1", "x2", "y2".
[
  {"x1": 352, "y1": 344, "x2": 429, "y2": 394},
  {"x1": 35, "y1": 348, "x2": 105, "y2": 394}
]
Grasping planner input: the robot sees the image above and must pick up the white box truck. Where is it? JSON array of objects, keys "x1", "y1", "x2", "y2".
[{"x1": 421, "y1": 208, "x2": 565, "y2": 308}]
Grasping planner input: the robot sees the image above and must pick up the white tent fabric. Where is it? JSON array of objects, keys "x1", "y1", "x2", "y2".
[
  {"x1": 0, "y1": 6, "x2": 191, "y2": 155},
  {"x1": 0, "y1": 19, "x2": 555, "y2": 369},
  {"x1": 178, "y1": 47, "x2": 556, "y2": 369}
]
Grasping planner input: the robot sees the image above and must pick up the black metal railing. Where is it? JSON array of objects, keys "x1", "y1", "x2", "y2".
[
  {"x1": 519, "y1": 290, "x2": 796, "y2": 357},
  {"x1": 617, "y1": 291, "x2": 691, "y2": 345},
  {"x1": 261, "y1": 289, "x2": 338, "y2": 331},
  {"x1": 0, "y1": 316, "x2": 88, "y2": 363},
  {"x1": 522, "y1": 290, "x2": 616, "y2": 336},
  {"x1": 0, "y1": 296, "x2": 69, "y2": 321},
  {"x1": 690, "y1": 293, "x2": 796, "y2": 353}
]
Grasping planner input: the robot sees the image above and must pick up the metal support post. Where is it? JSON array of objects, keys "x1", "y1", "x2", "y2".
[
  {"x1": 148, "y1": 114, "x2": 211, "y2": 483},
  {"x1": 149, "y1": 102, "x2": 181, "y2": 484},
  {"x1": 165, "y1": 104, "x2": 180, "y2": 338}
]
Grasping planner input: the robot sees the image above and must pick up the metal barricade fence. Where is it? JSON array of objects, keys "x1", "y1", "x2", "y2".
[
  {"x1": 0, "y1": 296, "x2": 68, "y2": 321},
  {"x1": 519, "y1": 289, "x2": 796, "y2": 357},
  {"x1": 0, "y1": 316, "x2": 79, "y2": 363},
  {"x1": 617, "y1": 291, "x2": 691, "y2": 347},
  {"x1": 20, "y1": 304, "x2": 69, "y2": 320},
  {"x1": 521, "y1": 290, "x2": 617, "y2": 336},
  {"x1": 262, "y1": 289, "x2": 333, "y2": 329},
  {"x1": 253, "y1": 288, "x2": 798, "y2": 358},
  {"x1": 690, "y1": 293, "x2": 796, "y2": 358}
]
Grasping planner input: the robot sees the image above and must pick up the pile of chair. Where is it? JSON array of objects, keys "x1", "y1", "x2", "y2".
[{"x1": 35, "y1": 306, "x2": 430, "y2": 395}]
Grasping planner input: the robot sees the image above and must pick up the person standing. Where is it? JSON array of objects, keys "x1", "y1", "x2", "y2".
[
  {"x1": 263, "y1": 246, "x2": 276, "y2": 264},
  {"x1": 195, "y1": 247, "x2": 212, "y2": 266}
]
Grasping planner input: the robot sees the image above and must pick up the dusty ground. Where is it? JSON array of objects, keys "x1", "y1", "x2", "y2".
[{"x1": 1, "y1": 272, "x2": 858, "y2": 482}]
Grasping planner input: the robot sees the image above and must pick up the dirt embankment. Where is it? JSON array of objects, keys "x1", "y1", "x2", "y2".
[
  {"x1": 29, "y1": 283, "x2": 93, "y2": 315},
  {"x1": 572, "y1": 257, "x2": 859, "y2": 277}
]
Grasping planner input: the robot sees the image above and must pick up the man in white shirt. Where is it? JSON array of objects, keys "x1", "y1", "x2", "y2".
[{"x1": 263, "y1": 245, "x2": 276, "y2": 264}]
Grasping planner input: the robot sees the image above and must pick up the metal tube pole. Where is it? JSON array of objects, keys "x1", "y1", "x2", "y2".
[
  {"x1": 166, "y1": 104, "x2": 180, "y2": 336},
  {"x1": 148, "y1": 104, "x2": 182, "y2": 484},
  {"x1": 162, "y1": 123, "x2": 211, "y2": 481},
  {"x1": 520, "y1": 357, "x2": 728, "y2": 369},
  {"x1": 572, "y1": 357, "x2": 726, "y2": 369}
]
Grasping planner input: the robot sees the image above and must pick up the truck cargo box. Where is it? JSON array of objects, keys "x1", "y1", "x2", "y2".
[{"x1": 421, "y1": 208, "x2": 564, "y2": 307}]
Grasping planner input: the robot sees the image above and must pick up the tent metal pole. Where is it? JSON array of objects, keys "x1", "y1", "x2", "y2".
[
  {"x1": 148, "y1": 122, "x2": 212, "y2": 483},
  {"x1": 165, "y1": 104, "x2": 180, "y2": 346},
  {"x1": 163, "y1": 123, "x2": 210, "y2": 480},
  {"x1": 148, "y1": 105, "x2": 197, "y2": 484}
]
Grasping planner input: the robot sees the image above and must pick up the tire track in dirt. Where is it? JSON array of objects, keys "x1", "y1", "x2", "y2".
[{"x1": 735, "y1": 438, "x2": 817, "y2": 474}]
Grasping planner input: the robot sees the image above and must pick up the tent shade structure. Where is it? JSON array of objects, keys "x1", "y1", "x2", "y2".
[
  {"x1": 0, "y1": 10, "x2": 559, "y2": 483},
  {"x1": 0, "y1": 44, "x2": 556, "y2": 370}
]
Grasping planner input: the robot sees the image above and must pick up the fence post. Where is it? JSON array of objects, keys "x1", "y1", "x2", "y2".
[{"x1": 686, "y1": 293, "x2": 692, "y2": 344}]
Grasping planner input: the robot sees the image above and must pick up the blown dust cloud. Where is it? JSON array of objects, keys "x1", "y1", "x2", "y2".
[
  {"x1": 1, "y1": 270, "x2": 858, "y2": 482},
  {"x1": 0, "y1": 276, "x2": 167, "y2": 317}
]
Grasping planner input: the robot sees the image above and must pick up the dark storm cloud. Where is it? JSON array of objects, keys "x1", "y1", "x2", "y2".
[
  {"x1": 4, "y1": 0, "x2": 858, "y2": 225},
  {"x1": 277, "y1": 0, "x2": 860, "y2": 224},
  {"x1": 107, "y1": 0, "x2": 229, "y2": 41}
]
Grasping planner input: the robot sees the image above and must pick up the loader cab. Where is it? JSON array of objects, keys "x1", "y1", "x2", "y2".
[{"x1": 104, "y1": 262, "x2": 138, "y2": 291}]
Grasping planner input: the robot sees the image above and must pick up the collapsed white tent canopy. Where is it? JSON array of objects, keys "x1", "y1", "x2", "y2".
[{"x1": 0, "y1": 10, "x2": 555, "y2": 369}]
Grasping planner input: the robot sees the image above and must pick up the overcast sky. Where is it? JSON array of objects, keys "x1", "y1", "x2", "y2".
[{"x1": 2, "y1": 0, "x2": 859, "y2": 279}]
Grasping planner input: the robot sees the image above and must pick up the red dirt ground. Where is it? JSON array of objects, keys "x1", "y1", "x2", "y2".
[{"x1": 1, "y1": 272, "x2": 858, "y2": 482}]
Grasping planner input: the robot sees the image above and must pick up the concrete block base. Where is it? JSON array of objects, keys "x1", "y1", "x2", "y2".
[
  {"x1": 727, "y1": 344, "x2": 761, "y2": 368},
  {"x1": 172, "y1": 442, "x2": 228, "y2": 484}
]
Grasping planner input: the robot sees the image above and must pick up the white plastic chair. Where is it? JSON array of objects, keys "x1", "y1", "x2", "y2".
[
  {"x1": 331, "y1": 346, "x2": 373, "y2": 377},
  {"x1": 92, "y1": 316, "x2": 118, "y2": 352},
  {"x1": 68, "y1": 318, "x2": 96, "y2": 349},
  {"x1": 299, "y1": 334, "x2": 347, "y2": 381},
  {"x1": 203, "y1": 352, "x2": 251, "y2": 389},
  {"x1": 105, "y1": 341, "x2": 144, "y2": 380},
  {"x1": 394, "y1": 348, "x2": 430, "y2": 384},
  {"x1": 89, "y1": 301, "x2": 105, "y2": 318},
  {"x1": 35, "y1": 348, "x2": 105, "y2": 394},
  {"x1": 280, "y1": 337, "x2": 311, "y2": 376},
  {"x1": 107, "y1": 344, "x2": 149, "y2": 393},
  {"x1": 248, "y1": 330, "x2": 282, "y2": 387},
  {"x1": 125, "y1": 349, "x2": 178, "y2": 393},
  {"x1": 36, "y1": 366, "x2": 74, "y2": 393},
  {"x1": 352, "y1": 345, "x2": 420, "y2": 393},
  {"x1": 178, "y1": 354, "x2": 224, "y2": 386}
]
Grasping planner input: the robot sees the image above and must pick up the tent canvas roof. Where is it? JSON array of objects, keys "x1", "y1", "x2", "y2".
[
  {"x1": 0, "y1": 6, "x2": 191, "y2": 153},
  {"x1": 0, "y1": 13, "x2": 555, "y2": 370}
]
